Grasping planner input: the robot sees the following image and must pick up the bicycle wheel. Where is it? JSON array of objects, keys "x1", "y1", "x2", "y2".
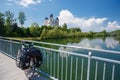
[{"x1": 24, "y1": 58, "x2": 35, "y2": 80}]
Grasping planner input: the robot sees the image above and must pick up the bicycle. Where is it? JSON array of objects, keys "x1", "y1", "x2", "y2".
[{"x1": 16, "y1": 41, "x2": 43, "y2": 80}]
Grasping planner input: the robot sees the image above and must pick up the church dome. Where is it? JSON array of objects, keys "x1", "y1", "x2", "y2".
[
  {"x1": 45, "y1": 17, "x2": 48, "y2": 20},
  {"x1": 50, "y1": 14, "x2": 53, "y2": 17},
  {"x1": 56, "y1": 17, "x2": 59, "y2": 20}
]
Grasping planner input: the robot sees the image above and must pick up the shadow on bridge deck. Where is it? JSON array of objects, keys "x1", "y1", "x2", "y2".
[{"x1": 0, "y1": 52, "x2": 49, "y2": 80}]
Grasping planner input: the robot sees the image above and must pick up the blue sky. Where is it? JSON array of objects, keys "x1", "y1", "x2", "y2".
[{"x1": 0, "y1": 0, "x2": 120, "y2": 32}]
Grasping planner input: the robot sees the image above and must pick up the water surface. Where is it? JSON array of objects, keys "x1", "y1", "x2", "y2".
[{"x1": 41, "y1": 37, "x2": 120, "y2": 80}]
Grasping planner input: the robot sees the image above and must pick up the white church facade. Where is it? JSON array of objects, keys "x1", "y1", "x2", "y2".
[{"x1": 44, "y1": 14, "x2": 59, "y2": 27}]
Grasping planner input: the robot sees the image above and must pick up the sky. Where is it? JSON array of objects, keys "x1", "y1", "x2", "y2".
[{"x1": 0, "y1": 0, "x2": 120, "y2": 32}]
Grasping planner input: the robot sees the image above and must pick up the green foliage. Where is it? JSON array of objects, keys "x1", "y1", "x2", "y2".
[
  {"x1": 39, "y1": 27, "x2": 83, "y2": 39},
  {"x1": 0, "y1": 12, "x2": 5, "y2": 36},
  {"x1": 40, "y1": 28, "x2": 47, "y2": 39},
  {"x1": 30, "y1": 22, "x2": 41, "y2": 37},
  {"x1": 110, "y1": 30, "x2": 120, "y2": 36},
  {"x1": 5, "y1": 19, "x2": 11, "y2": 36},
  {"x1": 62, "y1": 23, "x2": 67, "y2": 31},
  {"x1": 45, "y1": 27, "x2": 67, "y2": 38},
  {"x1": 31, "y1": 22, "x2": 39, "y2": 27},
  {"x1": 5, "y1": 10, "x2": 14, "y2": 24},
  {"x1": 24, "y1": 27, "x2": 31, "y2": 37},
  {"x1": 10, "y1": 23, "x2": 19, "y2": 37},
  {"x1": 0, "y1": 10, "x2": 120, "y2": 39},
  {"x1": 30, "y1": 26, "x2": 41, "y2": 37},
  {"x1": 99, "y1": 30, "x2": 107, "y2": 36},
  {"x1": 5, "y1": 10, "x2": 15, "y2": 36}
]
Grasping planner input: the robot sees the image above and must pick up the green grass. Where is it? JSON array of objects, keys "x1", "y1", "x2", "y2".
[{"x1": 9, "y1": 37, "x2": 42, "y2": 41}]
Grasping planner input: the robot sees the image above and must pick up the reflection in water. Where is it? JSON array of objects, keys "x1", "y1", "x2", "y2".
[
  {"x1": 66, "y1": 37, "x2": 120, "y2": 51},
  {"x1": 59, "y1": 47, "x2": 70, "y2": 57},
  {"x1": 105, "y1": 37, "x2": 119, "y2": 49},
  {"x1": 42, "y1": 37, "x2": 120, "y2": 52},
  {"x1": 68, "y1": 38, "x2": 103, "y2": 49}
]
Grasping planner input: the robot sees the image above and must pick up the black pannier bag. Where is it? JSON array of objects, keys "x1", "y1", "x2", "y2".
[
  {"x1": 16, "y1": 48, "x2": 30, "y2": 70},
  {"x1": 29, "y1": 48, "x2": 43, "y2": 67},
  {"x1": 16, "y1": 47, "x2": 43, "y2": 70}
]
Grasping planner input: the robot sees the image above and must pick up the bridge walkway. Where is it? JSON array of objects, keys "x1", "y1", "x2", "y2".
[{"x1": 0, "y1": 52, "x2": 49, "y2": 80}]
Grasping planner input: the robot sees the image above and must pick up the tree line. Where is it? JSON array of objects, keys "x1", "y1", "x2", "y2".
[
  {"x1": 0, "y1": 10, "x2": 119, "y2": 40},
  {"x1": 0, "y1": 10, "x2": 26, "y2": 37}
]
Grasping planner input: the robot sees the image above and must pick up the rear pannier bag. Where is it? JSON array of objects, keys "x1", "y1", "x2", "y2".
[
  {"x1": 29, "y1": 48, "x2": 43, "y2": 67},
  {"x1": 16, "y1": 48, "x2": 43, "y2": 69},
  {"x1": 16, "y1": 49, "x2": 30, "y2": 70}
]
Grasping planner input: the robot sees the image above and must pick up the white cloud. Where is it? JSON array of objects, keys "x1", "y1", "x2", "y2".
[
  {"x1": 58, "y1": 9, "x2": 107, "y2": 32},
  {"x1": 8, "y1": 0, "x2": 42, "y2": 7},
  {"x1": 106, "y1": 21, "x2": 120, "y2": 32}
]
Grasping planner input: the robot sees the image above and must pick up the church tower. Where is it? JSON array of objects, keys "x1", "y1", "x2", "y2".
[
  {"x1": 49, "y1": 14, "x2": 54, "y2": 26},
  {"x1": 54, "y1": 17, "x2": 59, "y2": 27},
  {"x1": 44, "y1": 14, "x2": 59, "y2": 27}
]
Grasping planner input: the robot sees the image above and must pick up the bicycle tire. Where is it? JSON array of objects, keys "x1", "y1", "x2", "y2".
[{"x1": 24, "y1": 58, "x2": 35, "y2": 80}]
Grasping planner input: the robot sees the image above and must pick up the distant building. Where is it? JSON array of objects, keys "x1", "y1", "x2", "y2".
[{"x1": 44, "y1": 14, "x2": 59, "y2": 27}]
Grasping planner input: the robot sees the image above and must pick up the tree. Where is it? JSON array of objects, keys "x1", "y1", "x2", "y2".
[
  {"x1": 5, "y1": 10, "x2": 14, "y2": 36},
  {"x1": 18, "y1": 11, "x2": 26, "y2": 27},
  {"x1": 31, "y1": 22, "x2": 39, "y2": 27},
  {"x1": 100, "y1": 30, "x2": 107, "y2": 36},
  {"x1": 62, "y1": 23, "x2": 67, "y2": 30},
  {"x1": 30, "y1": 23, "x2": 41, "y2": 37},
  {"x1": 88, "y1": 31, "x2": 94, "y2": 37},
  {"x1": 69, "y1": 28, "x2": 81, "y2": 33},
  {"x1": 5, "y1": 10, "x2": 14, "y2": 24},
  {"x1": 40, "y1": 28, "x2": 46, "y2": 39},
  {"x1": 24, "y1": 28, "x2": 31, "y2": 37},
  {"x1": 0, "y1": 12, "x2": 5, "y2": 36},
  {"x1": 10, "y1": 23, "x2": 19, "y2": 37}
]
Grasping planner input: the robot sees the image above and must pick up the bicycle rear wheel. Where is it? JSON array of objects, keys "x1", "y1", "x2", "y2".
[{"x1": 24, "y1": 58, "x2": 35, "y2": 80}]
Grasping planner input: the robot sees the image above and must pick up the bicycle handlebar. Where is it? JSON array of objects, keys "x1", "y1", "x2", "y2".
[{"x1": 21, "y1": 41, "x2": 34, "y2": 48}]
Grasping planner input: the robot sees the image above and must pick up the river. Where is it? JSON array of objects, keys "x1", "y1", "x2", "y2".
[
  {"x1": 42, "y1": 37, "x2": 120, "y2": 51},
  {"x1": 40, "y1": 37, "x2": 120, "y2": 80}
]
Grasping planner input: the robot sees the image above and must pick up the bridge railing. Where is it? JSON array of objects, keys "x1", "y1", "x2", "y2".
[{"x1": 0, "y1": 37, "x2": 120, "y2": 80}]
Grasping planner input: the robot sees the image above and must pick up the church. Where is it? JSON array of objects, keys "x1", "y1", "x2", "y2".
[{"x1": 44, "y1": 14, "x2": 59, "y2": 27}]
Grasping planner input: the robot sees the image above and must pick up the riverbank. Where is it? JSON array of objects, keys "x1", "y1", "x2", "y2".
[{"x1": 9, "y1": 37, "x2": 41, "y2": 41}]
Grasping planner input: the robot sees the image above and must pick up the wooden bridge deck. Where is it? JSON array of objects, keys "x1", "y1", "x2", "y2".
[{"x1": 0, "y1": 52, "x2": 49, "y2": 80}]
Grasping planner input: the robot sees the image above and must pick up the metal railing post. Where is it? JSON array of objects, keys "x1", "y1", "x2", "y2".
[
  {"x1": 87, "y1": 51, "x2": 92, "y2": 80},
  {"x1": 10, "y1": 40, "x2": 12, "y2": 56},
  {"x1": 0, "y1": 38, "x2": 1, "y2": 51},
  {"x1": 81, "y1": 58, "x2": 84, "y2": 80},
  {"x1": 65, "y1": 56, "x2": 68, "y2": 80},
  {"x1": 57, "y1": 53, "x2": 59, "y2": 79},
  {"x1": 112, "y1": 64, "x2": 115, "y2": 80}
]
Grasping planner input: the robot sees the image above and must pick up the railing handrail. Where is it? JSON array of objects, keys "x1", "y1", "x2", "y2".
[
  {"x1": 29, "y1": 40, "x2": 120, "y2": 54},
  {"x1": 0, "y1": 37, "x2": 120, "y2": 55},
  {"x1": 1, "y1": 37, "x2": 120, "y2": 64},
  {"x1": 35, "y1": 45, "x2": 120, "y2": 64}
]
